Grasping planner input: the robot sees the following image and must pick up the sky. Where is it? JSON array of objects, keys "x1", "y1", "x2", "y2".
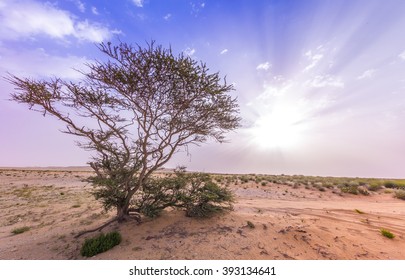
[{"x1": 1, "y1": 0, "x2": 405, "y2": 178}]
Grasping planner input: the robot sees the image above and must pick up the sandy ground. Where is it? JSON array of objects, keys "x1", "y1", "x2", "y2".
[{"x1": 1, "y1": 168, "x2": 405, "y2": 260}]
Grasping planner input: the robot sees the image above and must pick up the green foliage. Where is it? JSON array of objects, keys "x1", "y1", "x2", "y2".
[
  {"x1": 185, "y1": 180, "x2": 234, "y2": 218},
  {"x1": 80, "y1": 231, "x2": 122, "y2": 257},
  {"x1": 89, "y1": 162, "x2": 139, "y2": 213},
  {"x1": 380, "y1": 228, "x2": 395, "y2": 239},
  {"x1": 384, "y1": 181, "x2": 397, "y2": 189},
  {"x1": 384, "y1": 181, "x2": 405, "y2": 189},
  {"x1": 247, "y1": 221, "x2": 255, "y2": 229},
  {"x1": 394, "y1": 190, "x2": 405, "y2": 200},
  {"x1": 340, "y1": 184, "x2": 358, "y2": 195},
  {"x1": 368, "y1": 183, "x2": 382, "y2": 192},
  {"x1": 134, "y1": 169, "x2": 234, "y2": 219},
  {"x1": 12, "y1": 226, "x2": 30, "y2": 235}
]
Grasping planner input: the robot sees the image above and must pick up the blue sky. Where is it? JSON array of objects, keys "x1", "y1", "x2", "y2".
[{"x1": 1, "y1": 0, "x2": 405, "y2": 178}]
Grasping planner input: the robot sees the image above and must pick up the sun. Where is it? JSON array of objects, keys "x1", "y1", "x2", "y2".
[{"x1": 249, "y1": 106, "x2": 308, "y2": 150}]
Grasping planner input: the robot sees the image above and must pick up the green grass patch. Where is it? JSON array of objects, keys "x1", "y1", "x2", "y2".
[
  {"x1": 12, "y1": 226, "x2": 30, "y2": 235},
  {"x1": 380, "y1": 228, "x2": 395, "y2": 239},
  {"x1": 81, "y1": 231, "x2": 122, "y2": 257}
]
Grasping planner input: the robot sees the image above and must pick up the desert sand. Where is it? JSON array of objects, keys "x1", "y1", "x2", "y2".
[{"x1": 1, "y1": 167, "x2": 404, "y2": 260}]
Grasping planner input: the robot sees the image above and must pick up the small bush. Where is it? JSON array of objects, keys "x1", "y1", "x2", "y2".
[
  {"x1": 384, "y1": 181, "x2": 398, "y2": 189},
  {"x1": 368, "y1": 183, "x2": 382, "y2": 192},
  {"x1": 394, "y1": 190, "x2": 405, "y2": 200},
  {"x1": 12, "y1": 226, "x2": 30, "y2": 235},
  {"x1": 80, "y1": 231, "x2": 121, "y2": 257},
  {"x1": 247, "y1": 221, "x2": 255, "y2": 229},
  {"x1": 380, "y1": 228, "x2": 395, "y2": 239},
  {"x1": 318, "y1": 187, "x2": 326, "y2": 192},
  {"x1": 358, "y1": 186, "x2": 370, "y2": 196},
  {"x1": 134, "y1": 170, "x2": 234, "y2": 219},
  {"x1": 323, "y1": 182, "x2": 335, "y2": 189},
  {"x1": 340, "y1": 185, "x2": 358, "y2": 195}
]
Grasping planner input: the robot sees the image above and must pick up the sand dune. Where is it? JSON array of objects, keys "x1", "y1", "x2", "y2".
[{"x1": 0, "y1": 168, "x2": 404, "y2": 260}]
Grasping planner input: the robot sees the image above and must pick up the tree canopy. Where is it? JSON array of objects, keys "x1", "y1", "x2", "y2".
[{"x1": 8, "y1": 41, "x2": 241, "y2": 225}]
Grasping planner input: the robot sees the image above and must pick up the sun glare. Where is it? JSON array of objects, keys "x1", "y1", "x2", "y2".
[{"x1": 249, "y1": 106, "x2": 308, "y2": 150}]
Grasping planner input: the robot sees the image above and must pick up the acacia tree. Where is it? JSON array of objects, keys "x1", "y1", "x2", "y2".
[{"x1": 8, "y1": 41, "x2": 240, "y2": 224}]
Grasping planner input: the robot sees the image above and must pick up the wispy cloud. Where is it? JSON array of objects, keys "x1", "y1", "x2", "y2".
[
  {"x1": 220, "y1": 49, "x2": 228, "y2": 55},
  {"x1": 132, "y1": 0, "x2": 144, "y2": 8},
  {"x1": 399, "y1": 50, "x2": 405, "y2": 60},
  {"x1": 357, "y1": 69, "x2": 376, "y2": 80},
  {"x1": 75, "y1": 0, "x2": 85, "y2": 13},
  {"x1": 191, "y1": 1, "x2": 206, "y2": 16},
  {"x1": 256, "y1": 62, "x2": 271, "y2": 71},
  {"x1": 304, "y1": 50, "x2": 324, "y2": 72},
  {"x1": 183, "y1": 47, "x2": 196, "y2": 57},
  {"x1": 91, "y1": 6, "x2": 99, "y2": 15},
  {"x1": 0, "y1": 0, "x2": 116, "y2": 43},
  {"x1": 305, "y1": 74, "x2": 344, "y2": 88},
  {"x1": 164, "y1": 13, "x2": 172, "y2": 20}
]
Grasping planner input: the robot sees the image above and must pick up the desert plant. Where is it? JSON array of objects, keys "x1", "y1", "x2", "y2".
[
  {"x1": 394, "y1": 190, "x2": 405, "y2": 200},
  {"x1": 380, "y1": 228, "x2": 395, "y2": 239},
  {"x1": 368, "y1": 183, "x2": 382, "y2": 192},
  {"x1": 247, "y1": 221, "x2": 255, "y2": 229},
  {"x1": 340, "y1": 184, "x2": 358, "y2": 195},
  {"x1": 323, "y1": 182, "x2": 335, "y2": 189},
  {"x1": 80, "y1": 231, "x2": 122, "y2": 257},
  {"x1": 355, "y1": 209, "x2": 365, "y2": 214},
  {"x1": 133, "y1": 168, "x2": 234, "y2": 219},
  {"x1": 384, "y1": 181, "x2": 397, "y2": 189},
  {"x1": 9, "y1": 41, "x2": 240, "y2": 225},
  {"x1": 12, "y1": 226, "x2": 30, "y2": 235},
  {"x1": 358, "y1": 186, "x2": 370, "y2": 196}
]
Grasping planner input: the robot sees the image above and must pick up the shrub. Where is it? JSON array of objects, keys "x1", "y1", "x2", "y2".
[
  {"x1": 240, "y1": 176, "x2": 249, "y2": 184},
  {"x1": 340, "y1": 185, "x2": 358, "y2": 195},
  {"x1": 80, "y1": 231, "x2": 122, "y2": 257},
  {"x1": 384, "y1": 181, "x2": 397, "y2": 189},
  {"x1": 184, "y1": 181, "x2": 234, "y2": 218},
  {"x1": 12, "y1": 226, "x2": 30, "y2": 235},
  {"x1": 368, "y1": 183, "x2": 382, "y2": 192},
  {"x1": 247, "y1": 221, "x2": 255, "y2": 229},
  {"x1": 134, "y1": 169, "x2": 234, "y2": 219},
  {"x1": 323, "y1": 182, "x2": 335, "y2": 189},
  {"x1": 394, "y1": 190, "x2": 405, "y2": 200},
  {"x1": 349, "y1": 181, "x2": 359, "y2": 187},
  {"x1": 318, "y1": 187, "x2": 326, "y2": 192},
  {"x1": 358, "y1": 186, "x2": 370, "y2": 196},
  {"x1": 380, "y1": 228, "x2": 395, "y2": 239}
]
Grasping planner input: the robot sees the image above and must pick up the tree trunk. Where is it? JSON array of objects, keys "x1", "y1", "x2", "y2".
[{"x1": 116, "y1": 203, "x2": 130, "y2": 222}]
